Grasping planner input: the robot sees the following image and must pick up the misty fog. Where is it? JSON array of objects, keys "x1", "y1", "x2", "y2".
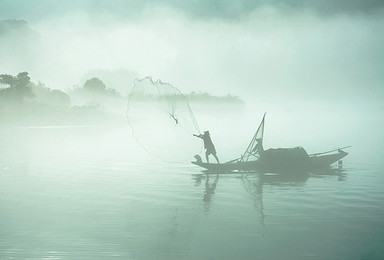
[
  {"x1": 1, "y1": 2, "x2": 383, "y2": 162},
  {"x1": 1, "y1": 1, "x2": 384, "y2": 259}
]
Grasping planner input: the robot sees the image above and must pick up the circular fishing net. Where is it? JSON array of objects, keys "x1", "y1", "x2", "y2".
[{"x1": 127, "y1": 77, "x2": 202, "y2": 162}]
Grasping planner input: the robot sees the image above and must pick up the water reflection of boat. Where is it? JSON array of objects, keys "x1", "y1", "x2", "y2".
[
  {"x1": 193, "y1": 168, "x2": 347, "y2": 221},
  {"x1": 192, "y1": 114, "x2": 349, "y2": 173}
]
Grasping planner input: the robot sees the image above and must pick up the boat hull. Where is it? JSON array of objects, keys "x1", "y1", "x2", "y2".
[{"x1": 192, "y1": 150, "x2": 348, "y2": 173}]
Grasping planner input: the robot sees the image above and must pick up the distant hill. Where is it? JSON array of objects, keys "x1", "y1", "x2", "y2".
[{"x1": 0, "y1": 19, "x2": 38, "y2": 37}]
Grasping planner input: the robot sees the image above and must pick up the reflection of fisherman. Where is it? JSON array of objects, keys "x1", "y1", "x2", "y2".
[
  {"x1": 193, "y1": 131, "x2": 220, "y2": 164},
  {"x1": 253, "y1": 138, "x2": 264, "y2": 156},
  {"x1": 203, "y1": 174, "x2": 219, "y2": 204}
]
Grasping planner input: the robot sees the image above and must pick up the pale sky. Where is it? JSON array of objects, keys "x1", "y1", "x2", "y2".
[
  {"x1": 1, "y1": 0, "x2": 383, "y2": 20},
  {"x1": 0, "y1": 0, "x2": 383, "y2": 109}
]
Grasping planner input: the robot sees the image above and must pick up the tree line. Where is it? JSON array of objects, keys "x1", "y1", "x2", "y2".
[{"x1": 0, "y1": 72, "x2": 120, "y2": 107}]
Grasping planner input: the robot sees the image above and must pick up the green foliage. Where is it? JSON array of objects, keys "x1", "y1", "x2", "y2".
[
  {"x1": 50, "y1": 90, "x2": 70, "y2": 106},
  {"x1": 32, "y1": 82, "x2": 70, "y2": 107},
  {"x1": 0, "y1": 72, "x2": 34, "y2": 102},
  {"x1": 81, "y1": 77, "x2": 120, "y2": 97},
  {"x1": 0, "y1": 74, "x2": 15, "y2": 86},
  {"x1": 0, "y1": 72, "x2": 126, "y2": 126},
  {"x1": 0, "y1": 72, "x2": 72, "y2": 107},
  {"x1": 83, "y1": 77, "x2": 106, "y2": 93}
]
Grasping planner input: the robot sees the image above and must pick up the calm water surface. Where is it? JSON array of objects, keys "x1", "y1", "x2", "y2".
[{"x1": 0, "y1": 127, "x2": 383, "y2": 259}]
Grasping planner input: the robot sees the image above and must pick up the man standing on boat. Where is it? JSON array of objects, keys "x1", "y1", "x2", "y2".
[
  {"x1": 253, "y1": 138, "x2": 264, "y2": 156},
  {"x1": 193, "y1": 131, "x2": 220, "y2": 164}
]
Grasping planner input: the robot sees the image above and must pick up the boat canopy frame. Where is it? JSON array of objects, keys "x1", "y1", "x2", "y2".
[{"x1": 240, "y1": 113, "x2": 266, "y2": 162}]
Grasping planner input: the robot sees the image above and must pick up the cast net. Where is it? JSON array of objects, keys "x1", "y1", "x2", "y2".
[{"x1": 126, "y1": 77, "x2": 202, "y2": 162}]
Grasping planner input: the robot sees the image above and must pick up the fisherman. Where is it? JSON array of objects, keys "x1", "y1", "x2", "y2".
[{"x1": 193, "y1": 131, "x2": 220, "y2": 164}]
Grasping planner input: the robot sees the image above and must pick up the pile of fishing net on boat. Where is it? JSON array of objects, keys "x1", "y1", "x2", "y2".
[
  {"x1": 126, "y1": 77, "x2": 202, "y2": 162},
  {"x1": 261, "y1": 147, "x2": 309, "y2": 164}
]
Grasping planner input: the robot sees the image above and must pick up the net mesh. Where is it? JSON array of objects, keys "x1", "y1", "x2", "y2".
[{"x1": 126, "y1": 77, "x2": 201, "y2": 162}]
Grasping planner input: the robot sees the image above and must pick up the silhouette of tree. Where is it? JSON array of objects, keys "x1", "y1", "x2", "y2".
[
  {"x1": 50, "y1": 89, "x2": 70, "y2": 106},
  {"x1": 0, "y1": 74, "x2": 15, "y2": 86},
  {"x1": 83, "y1": 77, "x2": 106, "y2": 93},
  {"x1": 0, "y1": 71, "x2": 34, "y2": 102}
]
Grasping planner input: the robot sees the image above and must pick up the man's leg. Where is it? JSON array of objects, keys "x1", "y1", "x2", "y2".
[
  {"x1": 206, "y1": 151, "x2": 209, "y2": 163},
  {"x1": 213, "y1": 153, "x2": 220, "y2": 164}
]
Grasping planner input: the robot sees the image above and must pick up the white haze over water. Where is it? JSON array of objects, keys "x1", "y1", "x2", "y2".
[
  {"x1": 1, "y1": 2, "x2": 384, "y2": 259},
  {"x1": 0, "y1": 1, "x2": 383, "y2": 162},
  {"x1": 0, "y1": 3, "x2": 383, "y2": 101}
]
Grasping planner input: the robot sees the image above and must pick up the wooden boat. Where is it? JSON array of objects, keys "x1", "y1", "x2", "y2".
[{"x1": 192, "y1": 114, "x2": 349, "y2": 172}]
